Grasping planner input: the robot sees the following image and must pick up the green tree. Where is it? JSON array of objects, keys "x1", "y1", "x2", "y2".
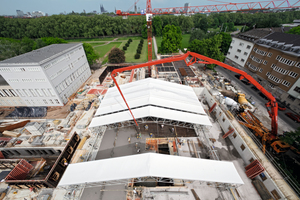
[
  {"x1": 83, "y1": 43, "x2": 99, "y2": 66},
  {"x1": 152, "y1": 16, "x2": 162, "y2": 37},
  {"x1": 199, "y1": 17, "x2": 208, "y2": 33},
  {"x1": 188, "y1": 34, "x2": 224, "y2": 69},
  {"x1": 281, "y1": 128, "x2": 300, "y2": 151},
  {"x1": 33, "y1": 38, "x2": 47, "y2": 50},
  {"x1": 141, "y1": 20, "x2": 147, "y2": 39},
  {"x1": 160, "y1": 25, "x2": 182, "y2": 54},
  {"x1": 189, "y1": 29, "x2": 206, "y2": 42},
  {"x1": 41, "y1": 37, "x2": 67, "y2": 45},
  {"x1": 287, "y1": 26, "x2": 300, "y2": 35},
  {"x1": 108, "y1": 48, "x2": 125, "y2": 63},
  {"x1": 20, "y1": 37, "x2": 35, "y2": 53},
  {"x1": 220, "y1": 32, "x2": 232, "y2": 54}
]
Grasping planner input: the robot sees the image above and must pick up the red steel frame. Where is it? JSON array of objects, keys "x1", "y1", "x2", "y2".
[
  {"x1": 117, "y1": 0, "x2": 300, "y2": 16},
  {"x1": 110, "y1": 51, "x2": 278, "y2": 136}
]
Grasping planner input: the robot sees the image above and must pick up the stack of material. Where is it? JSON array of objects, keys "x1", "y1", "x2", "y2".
[
  {"x1": 76, "y1": 110, "x2": 95, "y2": 129},
  {"x1": 2, "y1": 131, "x2": 21, "y2": 137},
  {"x1": 58, "y1": 112, "x2": 75, "y2": 128},
  {"x1": 0, "y1": 120, "x2": 30, "y2": 133},
  {"x1": 24, "y1": 122, "x2": 46, "y2": 136},
  {"x1": 69, "y1": 111, "x2": 82, "y2": 127}
]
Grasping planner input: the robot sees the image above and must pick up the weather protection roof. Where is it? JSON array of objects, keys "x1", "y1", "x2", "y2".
[
  {"x1": 58, "y1": 153, "x2": 244, "y2": 187},
  {"x1": 89, "y1": 78, "x2": 212, "y2": 128}
]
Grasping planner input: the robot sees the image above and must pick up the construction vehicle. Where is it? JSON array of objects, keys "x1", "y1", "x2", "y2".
[{"x1": 107, "y1": 51, "x2": 300, "y2": 155}]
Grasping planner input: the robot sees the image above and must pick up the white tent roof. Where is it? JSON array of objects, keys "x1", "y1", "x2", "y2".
[
  {"x1": 90, "y1": 78, "x2": 211, "y2": 128},
  {"x1": 58, "y1": 153, "x2": 244, "y2": 187}
]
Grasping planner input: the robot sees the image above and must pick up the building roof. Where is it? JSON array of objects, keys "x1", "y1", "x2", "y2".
[
  {"x1": 58, "y1": 153, "x2": 244, "y2": 187},
  {"x1": 263, "y1": 32, "x2": 300, "y2": 46},
  {"x1": 237, "y1": 29, "x2": 272, "y2": 42},
  {"x1": 0, "y1": 43, "x2": 81, "y2": 65},
  {"x1": 89, "y1": 78, "x2": 212, "y2": 128}
]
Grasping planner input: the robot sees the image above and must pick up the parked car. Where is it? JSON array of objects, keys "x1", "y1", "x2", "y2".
[
  {"x1": 285, "y1": 113, "x2": 300, "y2": 122},
  {"x1": 258, "y1": 92, "x2": 269, "y2": 100},
  {"x1": 251, "y1": 86, "x2": 259, "y2": 92}
]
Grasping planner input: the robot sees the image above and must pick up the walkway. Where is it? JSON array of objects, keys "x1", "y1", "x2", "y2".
[{"x1": 153, "y1": 36, "x2": 158, "y2": 59}]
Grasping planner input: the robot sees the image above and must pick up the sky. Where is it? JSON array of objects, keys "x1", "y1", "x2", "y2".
[{"x1": 0, "y1": 0, "x2": 299, "y2": 16}]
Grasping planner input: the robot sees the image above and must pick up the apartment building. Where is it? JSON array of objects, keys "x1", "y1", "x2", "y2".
[
  {"x1": 0, "y1": 43, "x2": 91, "y2": 107},
  {"x1": 245, "y1": 32, "x2": 300, "y2": 112},
  {"x1": 226, "y1": 29, "x2": 271, "y2": 68}
]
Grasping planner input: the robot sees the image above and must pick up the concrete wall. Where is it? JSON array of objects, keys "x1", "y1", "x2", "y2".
[
  {"x1": 227, "y1": 38, "x2": 253, "y2": 68},
  {"x1": 0, "y1": 85, "x2": 26, "y2": 106},
  {"x1": 201, "y1": 88, "x2": 285, "y2": 200}
]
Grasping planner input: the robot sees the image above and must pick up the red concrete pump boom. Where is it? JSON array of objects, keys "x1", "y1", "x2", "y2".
[{"x1": 110, "y1": 51, "x2": 278, "y2": 136}]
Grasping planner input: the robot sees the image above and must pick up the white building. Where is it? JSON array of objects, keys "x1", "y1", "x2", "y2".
[
  {"x1": 0, "y1": 43, "x2": 91, "y2": 107},
  {"x1": 226, "y1": 29, "x2": 271, "y2": 68}
]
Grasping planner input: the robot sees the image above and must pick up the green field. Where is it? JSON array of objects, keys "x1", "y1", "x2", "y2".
[
  {"x1": 66, "y1": 37, "x2": 115, "y2": 42},
  {"x1": 155, "y1": 34, "x2": 190, "y2": 52},
  {"x1": 117, "y1": 36, "x2": 143, "y2": 41},
  {"x1": 124, "y1": 40, "x2": 148, "y2": 63},
  {"x1": 182, "y1": 34, "x2": 191, "y2": 49},
  {"x1": 94, "y1": 42, "x2": 122, "y2": 58}
]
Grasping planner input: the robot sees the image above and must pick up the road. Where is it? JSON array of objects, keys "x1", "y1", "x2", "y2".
[{"x1": 215, "y1": 66, "x2": 300, "y2": 132}]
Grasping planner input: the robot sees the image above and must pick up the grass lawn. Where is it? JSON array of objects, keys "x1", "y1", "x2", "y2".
[
  {"x1": 124, "y1": 40, "x2": 148, "y2": 63},
  {"x1": 66, "y1": 37, "x2": 116, "y2": 42},
  {"x1": 117, "y1": 36, "x2": 143, "y2": 41},
  {"x1": 182, "y1": 34, "x2": 191, "y2": 49},
  {"x1": 155, "y1": 34, "x2": 190, "y2": 52},
  {"x1": 94, "y1": 42, "x2": 122, "y2": 58}
]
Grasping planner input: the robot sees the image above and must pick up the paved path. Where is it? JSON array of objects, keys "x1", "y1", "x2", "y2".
[
  {"x1": 153, "y1": 36, "x2": 158, "y2": 59},
  {"x1": 93, "y1": 38, "x2": 119, "y2": 48}
]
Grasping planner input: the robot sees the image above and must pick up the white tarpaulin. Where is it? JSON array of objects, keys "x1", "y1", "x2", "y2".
[
  {"x1": 58, "y1": 153, "x2": 244, "y2": 187},
  {"x1": 90, "y1": 78, "x2": 212, "y2": 128}
]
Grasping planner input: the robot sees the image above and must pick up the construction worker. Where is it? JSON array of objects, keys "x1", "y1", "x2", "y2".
[
  {"x1": 145, "y1": 125, "x2": 148, "y2": 130},
  {"x1": 137, "y1": 148, "x2": 140, "y2": 153},
  {"x1": 149, "y1": 133, "x2": 153, "y2": 138},
  {"x1": 161, "y1": 124, "x2": 164, "y2": 129},
  {"x1": 128, "y1": 137, "x2": 131, "y2": 143}
]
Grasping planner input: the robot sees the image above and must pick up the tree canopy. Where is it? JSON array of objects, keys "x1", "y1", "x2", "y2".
[
  {"x1": 287, "y1": 26, "x2": 300, "y2": 35},
  {"x1": 188, "y1": 34, "x2": 225, "y2": 69},
  {"x1": 83, "y1": 43, "x2": 99, "y2": 66},
  {"x1": 281, "y1": 128, "x2": 300, "y2": 152},
  {"x1": 152, "y1": 16, "x2": 162, "y2": 37},
  {"x1": 108, "y1": 48, "x2": 125, "y2": 64},
  {"x1": 159, "y1": 25, "x2": 182, "y2": 54},
  {"x1": 219, "y1": 32, "x2": 232, "y2": 54}
]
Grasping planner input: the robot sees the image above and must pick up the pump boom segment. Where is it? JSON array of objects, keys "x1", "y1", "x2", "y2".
[{"x1": 110, "y1": 51, "x2": 278, "y2": 137}]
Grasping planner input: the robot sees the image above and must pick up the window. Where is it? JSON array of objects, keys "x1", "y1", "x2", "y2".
[
  {"x1": 248, "y1": 64, "x2": 258, "y2": 71},
  {"x1": 263, "y1": 60, "x2": 268, "y2": 65},
  {"x1": 235, "y1": 55, "x2": 239, "y2": 59},
  {"x1": 3, "y1": 89, "x2": 12, "y2": 97},
  {"x1": 250, "y1": 55, "x2": 254, "y2": 59},
  {"x1": 23, "y1": 89, "x2": 31, "y2": 97},
  {"x1": 276, "y1": 55, "x2": 281, "y2": 60},
  {"x1": 237, "y1": 49, "x2": 241, "y2": 53},
  {"x1": 241, "y1": 59, "x2": 245, "y2": 62},
  {"x1": 273, "y1": 66, "x2": 289, "y2": 75},
  {"x1": 253, "y1": 47, "x2": 257, "y2": 52},
  {"x1": 35, "y1": 89, "x2": 44, "y2": 97},
  {"x1": 259, "y1": 68, "x2": 263, "y2": 73},
  {"x1": 278, "y1": 57, "x2": 296, "y2": 66},
  {"x1": 246, "y1": 62, "x2": 250, "y2": 66},
  {"x1": 9, "y1": 89, "x2": 18, "y2": 97},
  {"x1": 48, "y1": 89, "x2": 56, "y2": 96},
  {"x1": 8, "y1": 79, "x2": 19, "y2": 82},
  {"x1": 282, "y1": 80, "x2": 291, "y2": 87},
  {"x1": 251, "y1": 56, "x2": 263, "y2": 63},
  {"x1": 230, "y1": 46, "x2": 233, "y2": 49},
  {"x1": 266, "y1": 72, "x2": 271, "y2": 77},
  {"x1": 0, "y1": 90, "x2": 6, "y2": 97},
  {"x1": 16, "y1": 89, "x2": 25, "y2": 97},
  {"x1": 246, "y1": 45, "x2": 251, "y2": 49},
  {"x1": 289, "y1": 71, "x2": 298, "y2": 78},
  {"x1": 239, "y1": 42, "x2": 244, "y2": 46},
  {"x1": 295, "y1": 62, "x2": 300, "y2": 68},
  {"x1": 22, "y1": 78, "x2": 33, "y2": 82},
  {"x1": 269, "y1": 83, "x2": 275, "y2": 89},
  {"x1": 267, "y1": 52, "x2": 273, "y2": 57},
  {"x1": 271, "y1": 63, "x2": 276, "y2": 69},
  {"x1": 244, "y1": 52, "x2": 248, "y2": 56},
  {"x1": 268, "y1": 75, "x2": 281, "y2": 83},
  {"x1": 43, "y1": 99, "x2": 48, "y2": 104},
  {"x1": 233, "y1": 132, "x2": 237, "y2": 138},
  {"x1": 29, "y1": 89, "x2": 37, "y2": 97},
  {"x1": 35, "y1": 79, "x2": 46, "y2": 82},
  {"x1": 55, "y1": 99, "x2": 60, "y2": 104},
  {"x1": 227, "y1": 52, "x2": 230, "y2": 55},
  {"x1": 253, "y1": 48, "x2": 267, "y2": 56},
  {"x1": 294, "y1": 86, "x2": 300, "y2": 94},
  {"x1": 42, "y1": 89, "x2": 49, "y2": 97},
  {"x1": 271, "y1": 190, "x2": 280, "y2": 200},
  {"x1": 288, "y1": 95, "x2": 296, "y2": 101}
]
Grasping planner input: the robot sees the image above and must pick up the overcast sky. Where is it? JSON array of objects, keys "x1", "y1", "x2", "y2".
[{"x1": 1, "y1": 0, "x2": 299, "y2": 16}]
